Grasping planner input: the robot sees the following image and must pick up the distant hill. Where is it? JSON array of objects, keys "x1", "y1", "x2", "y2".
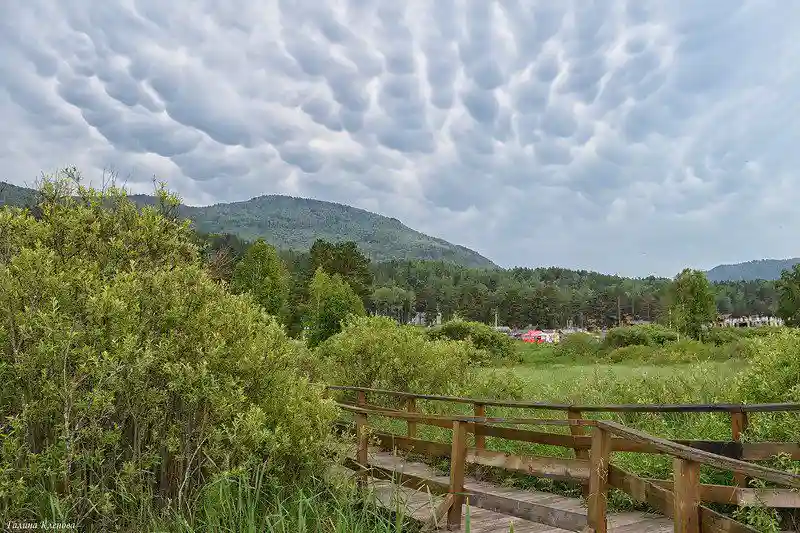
[
  {"x1": 0, "y1": 182, "x2": 495, "y2": 268},
  {"x1": 706, "y1": 258, "x2": 800, "y2": 282}
]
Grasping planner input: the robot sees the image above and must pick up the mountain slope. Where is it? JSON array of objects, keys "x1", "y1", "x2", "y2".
[
  {"x1": 0, "y1": 182, "x2": 495, "y2": 267},
  {"x1": 706, "y1": 258, "x2": 800, "y2": 282}
]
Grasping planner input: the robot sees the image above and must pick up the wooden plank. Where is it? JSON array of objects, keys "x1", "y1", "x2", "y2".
[
  {"x1": 730, "y1": 412, "x2": 749, "y2": 488},
  {"x1": 336, "y1": 402, "x2": 597, "y2": 427},
  {"x1": 475, "y1": 403, "x2": 486, "y2": 450},
  {"x1": 609, "y1": 466, "x2": 673, "y2": 517},
  {"x1": 698, "y1": 506, "x2": 760, "y2": 533},
  {"x1": 674, "y1": 458, "x2": 701, "y2": 533},
  {"x1": 599, "y1": 421, "x2": 800, "y2": 489},
  {"x1": 587, "y1": 426, "x2": 612, "y2": 533},
  {"x1": 421, "y1": 493, "x2": 453, "y2": 531},
  {"x1": 475, "y1": 424, "x2": 748, "y2": 457},
  {"x1": 406, "y1": 397, "x2": 417, "y2": 439},
  {"x1": 467, "y1": 448, "x2": 590, "y2": 481},
  {"x1": 371, "y1": 432, "x2": 452, "y2": 458},
  {"x1": 742, "y1": 442, "x2": 800, "y2": 461},
  {"x1": 647, "y1": 479, "x2": 800, "y2": 508},
  {"x1": 448, "y1": 420, "x2": 468, "y2": 529},
  {"x1": 343, "y1": 456, "x2": 450, "y2": 495},
  {"x1": 465, "y1": 489, "x2": 588, "y2": 532},
  {"x1": 356, "y1": 412, "x2": 368, "y2": 486},
  {"x1": 327, "y1": 386, "x2": 800, "y2": 413}
]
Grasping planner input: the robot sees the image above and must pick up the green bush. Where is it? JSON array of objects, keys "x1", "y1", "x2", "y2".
[
  {"x1": 656, "y1": 339, "x2": 717, "y2": 363},
  {"x1": 737, "y1": 329, "x2": 800, "y2": 404},
  {"x1": 553, "y1": 332, "x2": 601, "y2": 359},
  {"x1": 462, "y1": 368, "x2": 525, "y2": 401},
  {"x1": 602, "y1": 324, "x2": 678, "y2": 349},
  {"x1": 705, "y1": 326, "x2": 786, "y2": 346},
  {"x1": 426, "y1": 318, "x2": 521, "y2": 364},
  {"x1": 603, "y1": 345, "x2": 656, "y2": 363},
  {"x1": 0, "y1": 176, "x2": 337, "y2": 528},
  {"x1": 316, "y1": 315, "x2": 480, "y2": 396}
]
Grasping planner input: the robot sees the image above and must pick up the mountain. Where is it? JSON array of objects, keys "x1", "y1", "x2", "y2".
[
  {"x1": 706, "y1": 258, "x2": 800, "y2": 282},
  {"x1": 0, "y1": 182, "x2": 495, "y2": 267}
]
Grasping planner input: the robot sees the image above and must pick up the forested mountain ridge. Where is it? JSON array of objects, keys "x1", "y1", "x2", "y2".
[
  {"x1": 706, "y1": 258, "x2": 800, "y2": 282},
  {"x1": 0, "y1": 181, "x2": 495, "y2": 267}
]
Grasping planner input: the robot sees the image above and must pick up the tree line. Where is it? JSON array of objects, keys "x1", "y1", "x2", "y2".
[{"x1": 196, "y1": 231, "x2": 800, "y2": 339}]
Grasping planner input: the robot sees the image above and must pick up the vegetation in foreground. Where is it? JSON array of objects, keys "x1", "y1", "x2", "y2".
[{"x1": 1, "y1": 172, "x2": 798, "y2": 532}]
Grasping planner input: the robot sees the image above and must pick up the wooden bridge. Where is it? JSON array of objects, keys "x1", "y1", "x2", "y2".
[{"x1": 328, "y1": 386, "x2": 800, "y2": 533}]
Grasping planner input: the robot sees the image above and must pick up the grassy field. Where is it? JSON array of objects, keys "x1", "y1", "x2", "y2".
[{"x1": 356, "y1": 339, "x2": 793, "y2": 499}]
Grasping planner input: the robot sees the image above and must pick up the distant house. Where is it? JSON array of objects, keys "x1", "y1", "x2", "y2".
[
  {"x1": 716, "y1": 315, "x2": 783, "y2": 328},
  {"x1": 521, "y1": 329, "x2": 560, "y2": 344}
]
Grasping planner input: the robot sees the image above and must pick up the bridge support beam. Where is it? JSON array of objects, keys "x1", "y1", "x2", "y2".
[
  {"x1": 447, "y1": 420, "x2": 468, "y2": 530},
  {"x1": 587, "y1": 426, "x2": 611, "y2": 533},
  {"x1": 673, "y1": 458, "x2": 701, "y2": 533}
]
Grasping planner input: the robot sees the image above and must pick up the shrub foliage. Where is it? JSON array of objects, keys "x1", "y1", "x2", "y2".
[
  {"x1": 426, "y1": 318, "x2": 521, "y2": 364},
  {"x1": 0, "y1": 176, "x2": 337, "y2": 528}
]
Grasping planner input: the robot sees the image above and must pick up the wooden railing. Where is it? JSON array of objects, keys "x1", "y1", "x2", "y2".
[{"x1": 329, "y1": 386, "x2": 800, "y2": 532}]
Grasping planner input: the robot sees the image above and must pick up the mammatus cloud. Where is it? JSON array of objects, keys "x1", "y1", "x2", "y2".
[{"x1": 1, "y1": 0, "x2": 799, "y2": 276}]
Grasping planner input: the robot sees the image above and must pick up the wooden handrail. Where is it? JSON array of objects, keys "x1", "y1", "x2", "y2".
[
  {"x1": 336, "y1": 402, "x2": 596, "y2": 426},
  {"x1": 598, "y1": 421, "x2": 800, "y2": 489},
  {"x1": 327, "y1": 385, "x2": 800, "y2": 413}
]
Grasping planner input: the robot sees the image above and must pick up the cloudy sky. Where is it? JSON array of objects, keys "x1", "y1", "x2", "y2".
[{"x1": 1, "y1": 0, "x2": 799, "y2": 277}]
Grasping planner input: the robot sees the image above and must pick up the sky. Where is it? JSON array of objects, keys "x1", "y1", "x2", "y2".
[{"x1": 1, "y1": 0, "x2": 799, "y2": 277}]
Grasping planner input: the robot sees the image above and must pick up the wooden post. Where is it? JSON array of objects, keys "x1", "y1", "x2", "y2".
[
  {"x1": 447, "y1": 420, "x2": 468, "y2": 530},
  {"x1": 587, "y1": 426, "x2": 611, "y2": 533},
  {"x1": 474, "y1": 403, "x2": 485, "y2": 450},
  {"x1": 406, "y1": 397, "x2": 417, "y2": 438},
  {"x1": 568, "y1": 409, "x2": 590, "y2": 497},
  {"x1": 357, "y1": 390, "x2": 366, "y2": 407},
  {"x1": 730, "y1": 411, "x2": 749, "y2": 487},
  {"x1": 355, "y1": 411, "x2": 369, "y2": 486},
  {"x1": 673, "y1": 458, "x2": 701, "y2": 533}
]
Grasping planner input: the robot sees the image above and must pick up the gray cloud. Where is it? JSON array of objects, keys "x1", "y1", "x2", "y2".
[{"x1": 2, "y1": 0, "x2": 800, "y2": 277}]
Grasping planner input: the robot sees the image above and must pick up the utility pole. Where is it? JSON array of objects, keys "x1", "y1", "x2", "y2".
[
  {"x1": 617, "y1": 295, "x2": 622, "y2": 327},
  {"x1": 494, "y1": 309, "x2": 498, "y2": 328}
]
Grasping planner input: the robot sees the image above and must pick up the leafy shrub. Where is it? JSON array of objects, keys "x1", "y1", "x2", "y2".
[
  {"x1": 737, "y1": 329, "x2": 800, "y2": 404},
  {"x1": 427, "y1": 318, "x2": 521, "y2": 364},
  {"x1": 603, "y1": 345, "x2": 656, "y2": 363},
  {"x1": 553, "y1": 332, "x2": 601, "y2": 359},
  {"x1": 316, "y1": 316, "x2": 481, "y2": 397},
  {"x1": 0, "y1": 176, "x2": 337, "y2": 528},
  {"x1": 656, "y1": 339, "x2": 717, "y2": 363},
  {"x1": 705, "y1": 326, "x2": 787, "y2": 346},
  {"x1": 602, "y1": 324, "x2": 678, "y2": 349},
  {"x1": 304, "y1": 268, "x2": 366, "y2": 347},
  {"x1": 461, "y1": 368, "x2": 525, "y2": 401}
]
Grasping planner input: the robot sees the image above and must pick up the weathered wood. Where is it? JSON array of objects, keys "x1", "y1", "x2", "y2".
[
  {"x1": 474, "y1": 424, "x2": 747, "y2": 457},
  {"x1": 599, "y1": 421, "x2": 800, "y2": 489},
  {"x1": 466, "y1": 448, "x2": 590, "y2": 481},
  {"x1": 407, "y1": 397, "x2": 417, "y2": 439},
  {"x1": 356, "y1": 412, "x2": 368, "y2": 485},
  {"x1": 741, "y1": 441, "x2": 800, "y2": 460},
  {"x1": 587, "y1": 426, "x2": 612, "y2": 533},
  {"x1": 474, "y1": 403, "x2": 486, "y2": 450},
  {"x1": 336, "y1": 402, "x2": 597, "y2": 427},
  {"x1": 699, "y1": 505, "x2": 761, "y2": 533},
  {"x1": 448, "y1": 420, "x2": 468, "y2": 529},
  {"x1": 730, "y1": 412, "x2": 749, "y2": 487},
  {"x1": 422, "y1": 493, "x2": 453, "y2": 531},
  {"x1": 609, "y1": 465, "x2": 674, "y2": 517},
  {"x1": 328, "y1": 385, "x2": 800, "y2": 413},
  {"x1": 370, "y1": 432, "x2": 453, "y2": 458},
  {"x1": 569, "y1": 409, "x2": 591, "y2": 498},
  {"x1": 673, "y1": 458, "x2": 701, "y2": 533},
  {"x1": 466, "y1": 489, "x2": 589, "y2": 532},
  {"x1": 648, "y1": 479, "x2": 800, "y2": 508}
]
